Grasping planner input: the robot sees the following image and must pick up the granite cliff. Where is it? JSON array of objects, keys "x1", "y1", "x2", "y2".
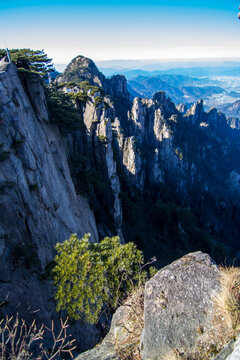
[
  {"x1": 1, "y1": 53, "x2": 240, "y2": 355},
  {"x1": 0, "y1": 57, "x2": 100, "y2": 350}
]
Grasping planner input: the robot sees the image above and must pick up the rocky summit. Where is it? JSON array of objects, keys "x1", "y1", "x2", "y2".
[{"x1": 1, "y1": 53, "x2": 240, "y2": 357}]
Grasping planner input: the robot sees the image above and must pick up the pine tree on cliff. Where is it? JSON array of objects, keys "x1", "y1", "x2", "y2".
[{"x1": 0, "y1": 48, "x2": 54, "y2": 76}]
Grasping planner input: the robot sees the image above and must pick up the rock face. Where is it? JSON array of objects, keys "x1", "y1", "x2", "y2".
[
  {"x1": 221, "y1": 99, "x2": 240, "y2": 118},
  {"x1": 81, "y1": 95, "x2": 123, "y2": 239},
  {"x1": 74, "y1": 306, "x2": 125, "y2": 360},
  {"x1": 177, "y1": 102, "x2": 188, "y2": 114},
  {"x1": 142, "y1": 251, "x2": 220, "y2": 359},
  {"x1": 0, "y1": 58, "x2": 98, "y2": 267},
  {"x1": 0, "y1": 57, "x2": 100, "y2": 350}
]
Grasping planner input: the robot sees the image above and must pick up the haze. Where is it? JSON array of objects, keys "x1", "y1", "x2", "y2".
[{"x1": 0, "y1": 0, "x2": 240, "y2": 68}]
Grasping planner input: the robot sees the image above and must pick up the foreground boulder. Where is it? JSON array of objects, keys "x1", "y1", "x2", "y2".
[
  {"x1": 142, "y1": 251, "x2": 221, "y2": 359},
  {"x1": 75, "y1": 252, "x2": 223, "y2": 359}
]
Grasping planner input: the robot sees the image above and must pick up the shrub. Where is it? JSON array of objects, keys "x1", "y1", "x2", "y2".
[
  {"x1": 56, "y1": 82, "x2": 67, "y2": 88},
  {"x1": 45, "y1": 85, "x2": 83, "y2": 131},
  {"x1": 75, "y1": 91, "x2": 89, "y2": 103},
  {"x1": 11, "y1": 139, "x2": 26, "y2": 148},
  {"x1": 53, "y1": 234, "x2": 147, "y2": 324},
  {"x1": 67, "y1": 82, "x2": 77, "y2": 88},
  {"x1": 94, "y1": 96, "x2": 103, "y2": 107},
  {"x1": 79, "y1": 81, "x2": 104, "y2": 96},
  {"x1": 98, "y1": 135, "x2": 109, "y2": 144},
  {"x1": 29, "y1": 183, "x2": 39, "y2": 191}
]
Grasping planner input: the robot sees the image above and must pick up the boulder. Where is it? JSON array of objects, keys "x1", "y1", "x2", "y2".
[
  {"x1": 75, "y1": 252, "x2": 223, "y2": 360},
  {"x1": 142, "y1": 251, "x2": 221, "y2": 359}
]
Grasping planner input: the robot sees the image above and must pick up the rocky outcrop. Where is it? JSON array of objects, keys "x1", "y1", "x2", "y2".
[
  {"x1": 213, "y1": 336, "x2": 240, "y2": 360},
  {"x1": 82, "y1": 95, "x2": 123, "y2": 239},
  {"x1": 57, "y1": 55, "x2": 129, "y2": 104},
  {"x1": 75, "y1": 252, "x2": 227, "y2": 360},
  {"x1": 57, "y1": 55, "x2": 106, "y2": 88},
  {"x1": 75, "y1": 306, "x2": 126, "y2": 360},
  {"x1": 221, "y1": 99, "x2": 240, "y2": 118},
  {"x1": 177, "y1": 103, "x2": 188, "y2": 114},
  {"x1": 227, "y1": 117, "x2": 240, "y2": 130},
  {"x1": 143, "y1": 251, "x2": 220, "y2": 359}
]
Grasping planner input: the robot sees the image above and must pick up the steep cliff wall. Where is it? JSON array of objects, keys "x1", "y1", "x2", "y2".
[{"x1": 0, "y1": 57, "x2": 100, "y2": 349}]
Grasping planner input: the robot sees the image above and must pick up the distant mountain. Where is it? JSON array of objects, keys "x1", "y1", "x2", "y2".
[
  {"x1": 153, "y1": 66, "x2": 240, "y2": 77},
  {"x1": 100, "y1": 65, "x2": 240, "y2": 79},
  {"x1": 220, "y1": 100, "x2": 240, "y2": 117},
  {"x1": 127, "y1": 74, "x2": 225, "y2": 105}
]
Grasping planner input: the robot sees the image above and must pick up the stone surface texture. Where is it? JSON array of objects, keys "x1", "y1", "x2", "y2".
[{"x1": 142, "y1": 251, "x2": 221, "y2": 359}]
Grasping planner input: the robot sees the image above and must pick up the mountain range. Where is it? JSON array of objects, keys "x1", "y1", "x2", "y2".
[{"x1": 1, "y1": 53, "x2": 240, "y2": 356}]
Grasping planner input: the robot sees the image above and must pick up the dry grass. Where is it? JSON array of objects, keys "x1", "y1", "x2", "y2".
[
  {"x1": 214, "y1": 266, "x2": 240, "y2": 332},
  {"x1": 163, "y1": 350, "x2": 182, "y2": 360},
  {"x1": 115, "y1": 286, "x2": 144, "y2": 360}
]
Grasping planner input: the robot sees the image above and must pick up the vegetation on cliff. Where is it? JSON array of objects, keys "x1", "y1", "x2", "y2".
[
  {"x1": 53, "y1": 234, "x2": 155, "y2": 324},
  {"x1": 0, "y1": 48, "x2": 54, "y2": 76}
]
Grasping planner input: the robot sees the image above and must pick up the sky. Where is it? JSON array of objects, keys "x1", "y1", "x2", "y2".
[{"x1": 0, "y1": 0, "x2": 240, "y2": 69}]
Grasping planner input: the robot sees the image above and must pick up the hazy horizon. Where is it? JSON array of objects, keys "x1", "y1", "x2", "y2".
[
  {"x1": 54, "y1": 56, "x2": 240, "y2": 73},
  {"x1": 1, "y1": 0, "x2": 240, "y2": 67}
]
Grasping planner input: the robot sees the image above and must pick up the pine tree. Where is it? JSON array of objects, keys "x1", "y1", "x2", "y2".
[
  {"x1": 53, "y1": 234, "x2": 146, "y2": 324},
  {"x1": 0, "y1": 48, "x2": 54, "y2": 76}
]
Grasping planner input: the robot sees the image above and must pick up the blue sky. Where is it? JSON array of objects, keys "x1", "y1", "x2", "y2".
[{"x1": 0, "y1": 0, "x2": 240, "y2": 67}]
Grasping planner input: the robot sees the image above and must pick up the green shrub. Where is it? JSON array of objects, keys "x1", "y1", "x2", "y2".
[
  {"x1": 94, "y1": 96, "x2": 103, "y2": 107},
  {"x1": 98, "y1": 135, "x2": 109, "y2": 144},
  {"x1": 29, "y1": 183, "x2": 39, "y2": 191},
  {"x1": 45, "y1": 85, "x2": 84, "y2": 131},
  {"x1": 56, "y1": 82, "x2": 67, "y2": 88},
  {"x1": 79, "y1": 80, "x2": 91, "y2": 90},
  {"x1": 67, "y1": 81, "x2": 77, "y2": 88},
  {"x1": 11, "y1": 138, "x2": 26, "y2": 148},
  {"x1": 75, "y1": 91, "x2": 89, "y2": 103},
  {"x1": 90, "y1": 87, "x2": 103, "y2": 96},
  {"x1": 53, "y1": 234, "x2": 147, "y2": 324},
  {"x1": 79, "y1": 81, "x2": 104, "y2": 96}
]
